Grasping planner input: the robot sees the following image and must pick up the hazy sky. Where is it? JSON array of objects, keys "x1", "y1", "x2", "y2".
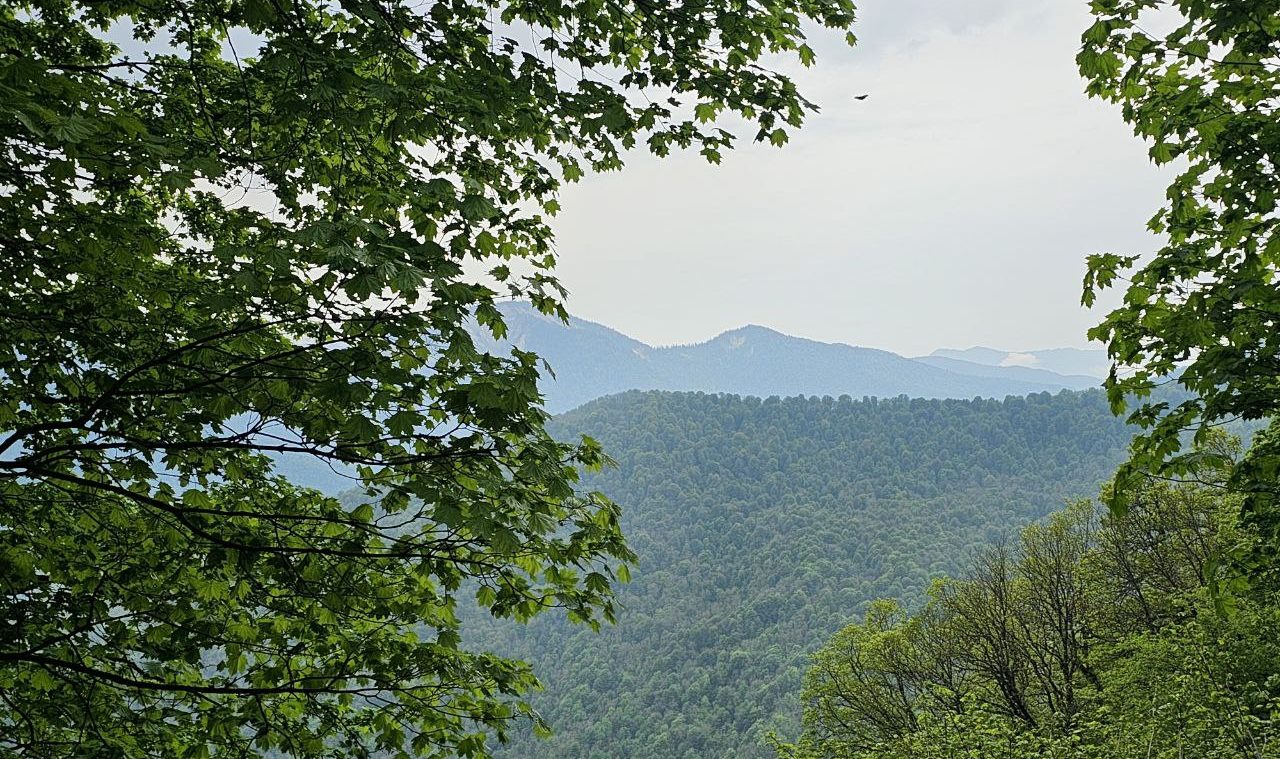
[{"x1": 544, "y1": 0, "x2": 1169, "y2": 357}]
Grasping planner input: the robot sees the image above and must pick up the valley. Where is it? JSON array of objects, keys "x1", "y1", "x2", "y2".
[{"x1": 461, "y1": 389, "x2": 1135, "y2": 758}]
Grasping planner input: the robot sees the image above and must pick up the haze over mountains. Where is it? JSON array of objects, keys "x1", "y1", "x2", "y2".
[
  {"x1": 275, "y1": 304, "x2": 1107, "y2": 493},
  {"x1": 478, "y1": 302, "x2": 1105, "y2": 413},
  {"x1": 926, "y1": 345, "x2": 1113, "y2": 378}
]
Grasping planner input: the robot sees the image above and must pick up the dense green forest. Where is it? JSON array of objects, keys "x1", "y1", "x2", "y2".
[
  {"x1": 7, "y1": 0, "x2": 1280, "y2": 751},
  {"x1": 779, "y1": 435, "x2": 1280, "y2": 758},
  {"x1": 460, "y1": 389, "x2": 1138, "y2": 758}
]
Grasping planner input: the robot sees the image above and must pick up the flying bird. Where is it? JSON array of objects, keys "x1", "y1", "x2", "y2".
[{"x1": 853, "y1": 94, "x2": 869, "y2": 100}]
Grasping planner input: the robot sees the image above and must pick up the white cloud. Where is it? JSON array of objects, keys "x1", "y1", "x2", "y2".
[{"x1": 546, "y1": 0, "x2": 1168, "y2": 355}]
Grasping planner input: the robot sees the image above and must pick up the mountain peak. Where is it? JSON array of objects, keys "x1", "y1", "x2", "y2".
[
  {"x1": 712, "y1": 324, "x2": 786, "y2": 342},
  {"x1": 472, "y1": 304, "x2": 1101, "y2": 412}
]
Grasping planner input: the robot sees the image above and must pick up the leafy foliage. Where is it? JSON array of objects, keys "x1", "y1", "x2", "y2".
[
  {"x1": 0, "y1": 0, "x2": 857, "y2": 752},
  {"x1": 1078, "y1": 0, "x2": 1280, "y2": 586},
  {"x1": 780, "y1": 434, "x2": 1280, "y2": 759},
  {"x1": 462, "y1": 389, "x2": 1137, "y2": 758}
]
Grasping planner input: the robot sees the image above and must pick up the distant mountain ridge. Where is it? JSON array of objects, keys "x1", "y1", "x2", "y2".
[
  {"x1": 929, "y1": 345, "x2": 1110, "y2": 378},
  {"x1": 912, "y1": 355, "x2": 1099, "y2": 388},
  {"x1": 476, "y1": 302, "x2": 1104, "y2": 413}
]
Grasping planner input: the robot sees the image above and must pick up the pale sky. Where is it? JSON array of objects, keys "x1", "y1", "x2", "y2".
[{"x1": 545, "y1": 0, "x2": 1169, "y2": 357}]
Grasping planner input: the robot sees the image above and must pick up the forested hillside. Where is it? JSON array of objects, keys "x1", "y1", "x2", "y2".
[
  {"x1": 475, "y1": 302, "x2": 1101, "y2": 412},
  {"x1": 462, "y1": 390, "x2": 1137, "y2": 758},
  {"x1": 781, "y1": 439, "x2": 1280, "y2": 758}
]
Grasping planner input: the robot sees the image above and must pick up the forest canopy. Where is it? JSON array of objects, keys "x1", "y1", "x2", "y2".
[{"x1": 463, "y1": 389, "x2": 1138, "y2": 758}]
